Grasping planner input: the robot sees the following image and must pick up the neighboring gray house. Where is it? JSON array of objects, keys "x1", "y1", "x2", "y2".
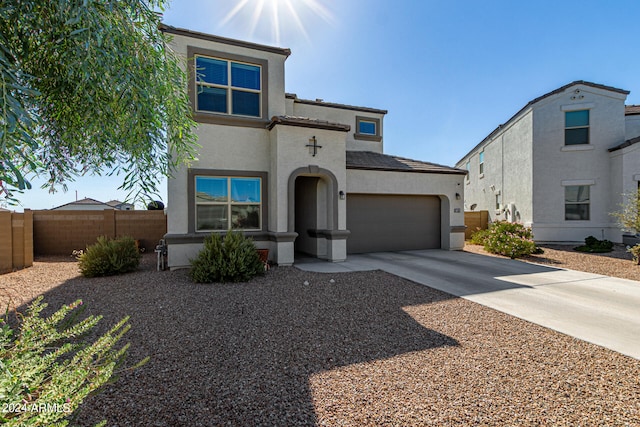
[
  {"x1": 456, "y1": 81, "x2": 640, "y2": 243},
  {"x1": 161, "y1": 25, "x2": 467, "y2": 269}
]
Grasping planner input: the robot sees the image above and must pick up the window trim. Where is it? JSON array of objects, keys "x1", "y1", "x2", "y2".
[
  {"x1": 479, "y1": 151, "x2": 484, "y2": 175},
  {"x1": 187, "y1": 46, "x2": 269, "y2": 128},
  {"x1": 188, "y1": 169, "x2": 268, "y2": 234},
  {"x1": 354, "y1": 116, "x2": 382, "y2": 142},
  {"x1": 564, "y1": 109, "x2": 590, "y2": 146}
]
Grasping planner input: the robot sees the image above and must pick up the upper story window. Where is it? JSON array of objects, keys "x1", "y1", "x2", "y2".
[
  {"x1": 354, "y1": 116, "x2": 382, "y2": 141},
  {"x1": 195, "y1": 176, "x2": 262, "y2": 231},
  {"x1": 195, "y1": 55, "x2": 261, "y2": 117},
  {"x1": 565, "y1": 185, "x2": 590, "y2": 220},
  {"x1": 465, "y1": 161, "x2": 470, "y2": 181},
  {"x1": 479, "y1": 151, "x2": 484, "y2": 175},
  {"x1": 358, "y1": 119, "x2": 376, "y2": 135},
  {"x1": 565, "y1": 110, "x2": 590, "y2": 145}
]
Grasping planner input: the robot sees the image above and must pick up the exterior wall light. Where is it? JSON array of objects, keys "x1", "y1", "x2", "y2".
[
  {"x1": 339, "y1": 190, "x2": 346, "y2": 200},
  {"x1": 455, "y1": 193, "x2": 461, "y2": 200}
]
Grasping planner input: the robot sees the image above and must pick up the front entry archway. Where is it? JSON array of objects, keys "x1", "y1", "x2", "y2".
[{"x1": 288, "y1": 166, "x2": 347, "y2": 261}]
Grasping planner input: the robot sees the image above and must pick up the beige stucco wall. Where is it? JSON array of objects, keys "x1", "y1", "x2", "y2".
[
  {"x1": 531, "y1": 84, "x2": 627, "y2": 242},
  {"x1": 166, "y1": 32, "x2": 287, "y2": 119},
  {"x1": 346, "y1": 169, "x2": 465, "y2": 250},
  {"x1": 290, "y1": 102, "x2": 384, "y2": 153},
  {"x1": 269, "y1": 124, "x2": 348, "y2": 232}
]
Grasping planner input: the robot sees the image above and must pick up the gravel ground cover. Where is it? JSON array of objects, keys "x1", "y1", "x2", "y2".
[
  {"x1": 1, "y1": 254, "x2": 639, "y2": 426},
  {"x1": 464, "y1": 243, "x2": 640, "y2": 282}
]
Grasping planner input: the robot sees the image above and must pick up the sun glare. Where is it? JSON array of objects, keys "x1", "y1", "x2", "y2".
[{"x1": 220, "y1": 0, "x2": 334, "y2": 45}]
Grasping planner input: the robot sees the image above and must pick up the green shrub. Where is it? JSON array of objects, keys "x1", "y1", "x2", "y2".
[
  {"x1": 469, "y1": 228, "x2": 490, "y2": 245},
  {"x1": 189, "y1": 231, "x2": 265, "y2": 283},
  {"x1": 77, "y1": 236, "x2": 141, "y2": 278},
  {"x1": 0, "y1": 297, "x2": 147, "y2": 427},
  {"x1": 574, "y1": 236, "x2": 614, "y2": 253},
  {"x1": 483, "y1": 221, "x2": 536, "y2": 259}
]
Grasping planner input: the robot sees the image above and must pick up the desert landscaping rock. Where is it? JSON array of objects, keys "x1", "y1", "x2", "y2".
[{"x1": 1, "y1": 253, "x2": 639, "y2": 426}]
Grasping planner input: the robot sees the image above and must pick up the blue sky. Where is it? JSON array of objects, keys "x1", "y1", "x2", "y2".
[{"x1": 12, "y1": 0, "x2": 640, "y2": 210}]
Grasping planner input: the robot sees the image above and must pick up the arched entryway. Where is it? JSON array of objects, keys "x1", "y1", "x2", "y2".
[{"x1": 288, "y1": 166, "x2": 340, "y2": 260}]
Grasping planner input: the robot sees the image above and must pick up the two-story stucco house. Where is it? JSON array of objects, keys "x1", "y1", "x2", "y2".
[
  {"x1": 160, "y1": 25, "x2": 467, "y2": 269},
  {"x1": 456, "y1": 81, "x2": 640, "y2": 243}
]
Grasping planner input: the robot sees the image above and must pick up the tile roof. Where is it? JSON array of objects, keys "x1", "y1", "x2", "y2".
[
  {"x1": 458, "y1": 81, "x2": 630, "y2": 165},
  {"x1": 346, "y1": 151, "x2": 466, "y2": 175},
  {"x1": 267, "y1": 115, "x2": 351, "y2": 131},
  {"x1": 159, "y1": 24, "x2": 291, "y2": 57},
  {"x1": 286, "y1": 93, "x2": 388, "y2": 115},
  {"x1": 608, "y1": 136, "x2": 640, "y2": 152},
  {"x1": 626, "y1": 105, "x2": 640, "y2": 116}
]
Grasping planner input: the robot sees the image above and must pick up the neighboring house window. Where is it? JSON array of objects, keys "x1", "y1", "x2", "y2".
[
  {"x1": 565, "y1": 110, "x2": 590, "y2": 145},
  {"x1": 466, "y1": 161, "x2": 470, "y2": 181},
  {"x1": 354, "y1": 116, "x2": 382, "y2": 141},
  {"x1": 495, "y1": 193, "x2": 501, "y2": 210},
  {"x1": 195, "y1": 176, "x2": 262, "y2": 231},
  {"x1": 195, "y1": 55, "x2": 261, "y2": 117},
  {"x1": 565, "y1": 185, "x2": 590, "y2": 220},
  {"x1": 479, "y1": 152, "x2": 484, "y2": 175}
]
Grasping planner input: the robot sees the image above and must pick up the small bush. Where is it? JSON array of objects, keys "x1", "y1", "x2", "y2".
[
  {"x1": 574, "y1": 236, "x2": 614, "y2": 253},
  {"x1": 77, "y1": 236, "x2": 142, "y2": 277},
  {"x1": 0, "y1": 297, "x2": 146, "y2": 426},
  {"x1": 483, "y1": 221, "x2": 536, "y2": 259},
  {"x1": 469, "y1": 228, "x2": 490, "y2": 245},
  {"x1": 627, "y1": 244, "x2": 640, "y2": 265},
  {"x1": 189, "y1": 231, "x2": 265, "y2": 283}
]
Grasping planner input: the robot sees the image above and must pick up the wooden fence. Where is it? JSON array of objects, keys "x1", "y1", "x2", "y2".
[
  {"x1": 0, "y1": 210, "x2": 34, "y2": 274},
  {"x1": 464, "y1": 210, "x2": 489, "y2": 240},
  {"x1": 32, "y1": 210, "x2": 167, "y2": 256}
]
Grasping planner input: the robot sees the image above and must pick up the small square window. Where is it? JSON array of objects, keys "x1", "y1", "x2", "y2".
[
  {"x1": 354, "y1": 116, "x2": 381, "y2": 141},
  {"x1": 359, "y1": 120, "x2": 376, "y2": 135}
]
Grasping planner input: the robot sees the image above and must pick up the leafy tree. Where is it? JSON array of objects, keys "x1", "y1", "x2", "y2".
[
  {"x1": 610, "y1": 189, "x2": 640, "y2": 235},
  {"x1": 0, "y1": 0, "x2": 197, "y2": 204}
]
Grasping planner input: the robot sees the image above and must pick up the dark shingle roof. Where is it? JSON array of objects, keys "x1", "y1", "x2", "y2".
[
  {"x1": 267, "y1": 115, "x2": 350, "y2": 131},
  {"x1": 626, "y1": 105, "x2": 640, "y2": 116},
  {"x1": 608, "y1": 136, "x2": 640, "y2": 152},
  {"x1": 346, "y1": 151, "x2": 466, "y2": 175},
  {"x1": 457, "y1": 81, "x2": 630, "y2": 165}
]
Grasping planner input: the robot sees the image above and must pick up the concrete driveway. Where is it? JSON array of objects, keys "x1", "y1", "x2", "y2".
[{"x1": 295, "y1": 250, "x2": 640, "y2": 360}]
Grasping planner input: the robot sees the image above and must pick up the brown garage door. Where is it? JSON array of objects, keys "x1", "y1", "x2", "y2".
[{"x1": 347, "y1": 194, "x2": 441, "y2": 253}]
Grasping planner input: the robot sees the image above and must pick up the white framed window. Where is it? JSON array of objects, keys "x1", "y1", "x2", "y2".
[
  {"x1": 565, "y1": 185, "x2": 590, "y2": 220},
  {"x1": 565, "y1": 110, "x2": 589, "y2": 145},
  {"x1": 479, "y1": 151, "x2": 484, "y2": 175},
  {"x1": 465, "y1": 161, "x2": 470, "y2": 181},
  {"x1": 195, "y1": 176, "x2": 262, "y2": 231},
  {"x1": 195, "y1": 55, "x2": 261, "y2": 117}
]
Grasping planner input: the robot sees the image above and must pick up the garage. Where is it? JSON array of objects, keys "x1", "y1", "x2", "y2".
[{"x1": 346, "y1": 194, "x2": 441, "y2": 253}]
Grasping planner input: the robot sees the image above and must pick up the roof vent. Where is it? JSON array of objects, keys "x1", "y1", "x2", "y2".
[{"x1": 315, "y1": 98, "x2": 323, "y2": 102}]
